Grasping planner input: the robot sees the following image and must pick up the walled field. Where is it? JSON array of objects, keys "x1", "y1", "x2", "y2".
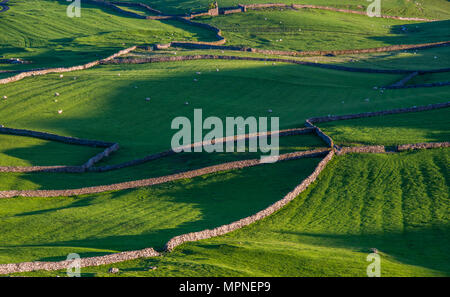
[
  {"x1": 0, "y1": 157, "x2": 321, "y2": 264},
  {"x1": 11, "y1": 148, "x2": 449, "y2": 276},
  {"x1": 198, "y1": 8, "x2": 449, "y2": 51},
  {"x1": 0, "y1": 0, "x2": 448, "y2": 277}
]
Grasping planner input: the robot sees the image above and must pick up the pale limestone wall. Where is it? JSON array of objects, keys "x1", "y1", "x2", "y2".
[
  {"x1": 0, "y1": 148, "x2": 329, "y2": 198},
  {"x1": 397, "y1": 142, "x2": 450, "y2": 151},
  {"x1": 164, "y1": 150, "x2": 334, "y2": 251}
]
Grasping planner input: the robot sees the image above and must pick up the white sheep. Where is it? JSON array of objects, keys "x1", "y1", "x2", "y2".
[{"x1": 58, "y1": 110, "x2": 63, "y2": 114}]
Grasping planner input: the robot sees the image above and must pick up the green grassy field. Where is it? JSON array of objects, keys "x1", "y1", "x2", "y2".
[
  {"x1": 0, "y1": 0, "x2": 216, "y2": 71},
  {"x1": 11, "y1": 148, "x2": 449, "y2": 277},
  {"x1": 0, "y1": 134, "x2": 104, "y2": 166},
  {"x1": 198, "y1": 8, "x2": 450, "y2": 51},
  {"x1": 114, "y1": 0, "x2": 450, "y2": 19},
  {"x1": 131, "y1": 45, "x2": 450, "y2": 71},
  {"x1": 0, "y1": 0, "x2": 449, "y2": 278},
  {"x1": 318, "y1": 108, "x2": 450, "y2": 146},
  {"x1": 0, "y1": 157, "x2": 321, "y2": 264}
]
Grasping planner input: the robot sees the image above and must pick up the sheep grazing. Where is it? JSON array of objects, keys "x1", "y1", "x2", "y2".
[
  {"x1": 2, "y1": 96, "x2": 7, "y2": 100},
  {"x1": 146, "y1": 97, "x2": 151, "y2": 101},
  {"x1": 59, "y1": 74, "x2": 64, "y2": 78},
  {"x1": 216, "y1": 69, "x2": 219, "y2": 72},
  {"x1": 117, "y1": 73, "x2": 121, "y2": 76},
  {"x1": 365, "y1": 98, "x2": 370, "y2": 102},
  {"x1": 194, "y1": 78, "x2": 198, "y2": 82},
  {"x1": 185, "y1": 101, "x2": 189, "y2": 105},
  {"x1": 58, "y1": 110, "x2": 63, "y2": 114},
  {"x1": 55, "y1": 92, "x2": 60, "y2": 96},
  {"x1": 196, "y1": 72, "x2": 201, "y2": 75},
  {"x1": 268, "y1": 109, "x2": 272, "y2": 113}
]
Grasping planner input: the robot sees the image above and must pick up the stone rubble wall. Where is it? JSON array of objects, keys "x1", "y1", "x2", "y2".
[
  {"x1": 385, "y1": 81, "x2": 450, "y2": 89},
  {"x1": 388, "y1": 71, "x2": 419, "y2": 88},
  {"x1": 0, "y1": 127, "x2": 114, "y2": 147},
  {"x1": 0, "y1": 148, "x2": 330, "y2": 198},
  {"x1": 0, "y1": 150, "x2": 331, "y2": 274},
  {"x1": 0, "y1": 247, "x2": 159, "y2": 275},
  {"x1": 110, "y1": 1, "x2": 163, "y2": 15},
  {"x1": 336, "y1": 145, "x2": 387, "y2": 155},
  {"x1": 397, "y1": 142, "x2": 450, "y2": 151},
  {"x1": 246, "y1": 3, "x2": 437, "y2": 21},
  {"x1": 307, "y1": 102, "x2": 450, "y2": 124},
  {"x1": 164, "y1": 150, "x2": 335, "y2": 251},
  {"x1": 90, "y1": 127, "x2": 316, "y2": 172},
  {"x1": 0, "y1": 127, "x2": 119, "y2": 173},
  {"x1": 106, "y1": 53, "x2": 450, "y2": 75},
  {"x1": 0, "y1": 46, "x2": 136, "y2": 85}
]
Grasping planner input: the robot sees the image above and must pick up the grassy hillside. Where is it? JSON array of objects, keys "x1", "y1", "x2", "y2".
[
  {"x1": 12, "y1": 148, "x2": 450, "y2": 276},
  {"x1": 1, "y1": 60, "x2": 448, "y2": 162},
  {"x1": 0, "y1": 0, "x2": 217, "y2": 71},
  {"x1": 114, "y1": 0, "x2": 450, "y2": 19},
  {"x1": 199, "y1": 8, "x2": 450, "y2": 51},
  {"x1": 318, "y1": 108, "x2": 450, "y2": 146},
  {"x1": 0, "y1": 133, "x2": 325, "y2": 190},
  {"x1": 0, "y1": 157, "x2": 320, "y2": 264}
]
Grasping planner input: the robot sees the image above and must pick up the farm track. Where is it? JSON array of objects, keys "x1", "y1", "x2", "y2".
[{"x1": 0, "y1": 1, "x2": 449, "y2": 274}]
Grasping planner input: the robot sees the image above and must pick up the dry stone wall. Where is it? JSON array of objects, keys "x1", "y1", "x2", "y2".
[
  {"x1": 385, "y1": 81, "x2": 450, "y2": 89},
  {"x1": 0, "y1": 0, "x2": 9, "y2": 13},
  {"x1": 245, "y1": 3, "x2": 436, "y2": 21},
  {"x1": 0, "y1": 46, "x2": 137, "y2": 85},
  {"x1": 397, "y1": 142, "x2": 450, "y2": 151},
  {"x1": 164, "y1": 150, "x2": 335, "y2": 251},
  {"x1": 0, "y1": 247, "x2": 159, "y2": 275},
  {"x1": 307, "y1": 102, "x2": 450, "y2": 124},
  {"x1": 0, "y1": 148, "x2": 330, "y2": 198},
  {"x1": 0, "y1": 126, "x2": 119, "y2": 172}
]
